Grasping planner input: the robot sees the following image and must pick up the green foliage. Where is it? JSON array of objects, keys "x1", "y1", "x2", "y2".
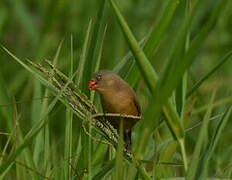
[{"x1": 1, "y1": 0, "x2": 232, "y2": 179}]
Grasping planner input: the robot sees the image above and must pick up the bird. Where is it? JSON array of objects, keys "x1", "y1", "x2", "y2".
[{"x1": 88, "y1": 70, "x2": 141, "y2": 149}]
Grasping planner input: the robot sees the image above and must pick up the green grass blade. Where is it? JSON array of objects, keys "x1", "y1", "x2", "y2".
[
  {"x1": 0, "y1": 72, "x2": 13, "y2": 130},
  {"x1": 75, "y1": 20, "x2": 93, "y2": 178},
  {"x1": 175, "y1": 74, "x2": 188, "y2": 117},
  {"x1": 92, "y1": 160, "x2": 115, "y2": 180},
  {"x1": 113, "y1": 123, "x2": 124, "y2": 180},
  {"x1": 193, "y1": 95, "x2": 232, "y2": 114},
  {"x1": 112, "y1": 38, "x2": 145, "y2": 79},
  {"x1": 125, "y1": 0, "x2": 179, "y2": 86},
  {"x1": 89, "y1": 25, "x2": 108, "y2": 176},
  {"x1": 1, "y1": 46, "x2": 58, "y2": 95},
  {"x1": 108, "y1": 0, "x2": 157, "y2": 92},
  {"x1": 187, "y1": 50, "x2": 232, "y2": 98},
  {"x1": 83, "y1": 0, "x2": 106, "y2": 95},
  {"x1": 64, "y1": 37, "x2": 74, "y2": 180},
  {"x1": 76, "y1": 20, "x2": 92, "y2": 87},
  {"x1": 43, "y1": 92, "x2": 51, "y2": 177},
  {"x1": 175, "y1": 0, "x2": 191, "y2": 117},
  {"x1": 90, "y1": 25, "x2": 107, "y2": 102},
  {"x1": 43, "y1": 40, "x2": 64, "y2": 178},
  {"x1": 31, "y1": 80, "x2": 43, "y2": 167},
  {"x1": 154, "y1": 140, "x2": 178, "y2": 179},
  {"x1": 91, "y1": 141, "x2": 108, "y2": 167},
  {"x1": 198, "y1": 106, "x2": 232, "y2": 179},
  {"x1": 207, "y1": 107, "x2": 232, "y2": 153},
  {"x1": 144, "y1": 0, "x2": 179, "y2": 57},
  {"x1": 186, "y1": 91, "x2": 216, "y2": 180},
  {"x1": 0, "y1": 112, "x2": 17, "y2": 179},
  {"x1": 88, "y1": 115, "x2": 92, "y2": 180}
]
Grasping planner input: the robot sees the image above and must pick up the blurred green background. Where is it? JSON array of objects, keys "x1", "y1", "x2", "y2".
[
  {"x1": 1, "y1": 0, "x2": 232, "y2": 96},
  {"x1": 1, "y1": 0, "x2": 232, "y2": 179}
]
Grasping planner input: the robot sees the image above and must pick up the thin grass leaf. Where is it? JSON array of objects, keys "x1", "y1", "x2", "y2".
[
  {"x1": 53, "y1": 39, "x2": 64, "y2": 66},
  {"x1": 92, "y1": 160, "x2": 115, "y2": 180},
  {"x1": 187, "y1": 50, "x2": 232, "y2": 98},
  {"x1": 186, "y1": 91, "x2": 216, "y2": 180},
  {"x1": 175, "y1": 73, "x2": 188, "y2": 117},
  {"x1": 126, "y1": 0, "x2": 179, "y2": 87},
  {"x1": 197, "y1": 106, "x2": 232, "y2": 179},
  {"x1": 89, "y1": 25, "x2": 109, "y2": 176},
  {"x1": 0, "y1": 72, "x2": 14, "y2": 130},
  {"x1": 76, "y1": 20, "x2": 92, "y2": 87},
  {"x1": 209, "y1": 109, "x2": 232, "y2": 153},
  {"x1": 75, "y1": 20, "x2": 95, "y2": 176},
  {"x1": 175, "y1": 0, "x2": 191, "y2": 117},
  {"x1": 144, "y1": 0, "x2": 179, "y2": 57},
  {"x1": 65, "y1": 36, "x2": 74, "y2": 180},
  {"x1": 91, "y1": 141, "x2": 108, "y2": 167},
  {"x1": 112, "y1": 38, "x2": 145, "y2": 79},
  {"x1": 0, "y1": 113, "x2": 18, "y2": 179},
  {"x1": 13, "y1": 101, "x2": 38, "y2": 180},
  {"x1": 108, "y1": 0, "x2": 158, "y2": 91},
  {"x1": 1, "y1": 46, "x2": 58, "y2": 96},
  {"x1": 40, "y1": 40, "x2": 64, "y2": 177},
  {"x1": 41, "y1": 40, "x2": 66, "y2": 177},
  {"x1": 90, "y1": 25, "x2": 107, "y2": 102},
  {"x1": 193, "y1": 95, "x2": 232, "y2": 114},
  {"x1": 113, "y1": 122, "x2": 124, "y2": 180},
  {"x1": 31, "y1": 80, "x2": 43, "y2": 167},
  {"x1": 83, "y1": 0, "x2": 106, "y2": 96},
  {"x1": 44, "y1": 101, "x2": 51, "y2": 177},
  {"x1": 155, "y1": 141, "x2": 178, "y2": 179},
  {"x1": 0, "y1": 164, "x2": 13, "y2": 180},
  {"x1": 88, "y1": 114, "x2": 92, "y2": 180},
  {"x1": 73, "y1": 134, "x2": 82, "y2": 172}
]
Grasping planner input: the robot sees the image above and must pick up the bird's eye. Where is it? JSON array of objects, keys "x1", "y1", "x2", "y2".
[{"x1": 96, "y1": 74, "x2": 102, "y2": 81}]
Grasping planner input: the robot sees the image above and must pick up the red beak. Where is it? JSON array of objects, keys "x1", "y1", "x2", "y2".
[{"x1": 88, "y1": 80, "x2": 98, "y2": 90}]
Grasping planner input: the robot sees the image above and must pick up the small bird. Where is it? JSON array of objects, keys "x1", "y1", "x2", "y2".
[{"x1": 88, "y1": 70, "x2": 141, "y2": 149}]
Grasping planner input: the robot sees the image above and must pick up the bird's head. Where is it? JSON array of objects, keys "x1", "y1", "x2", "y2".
[{"x1": 88, "y1": 70, "x2": 120, "y2": 92}]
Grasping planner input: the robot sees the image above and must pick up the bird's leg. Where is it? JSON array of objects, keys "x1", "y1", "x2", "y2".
[{"x1": 124, "y1": 130, "x2": 132, "y2": 151}]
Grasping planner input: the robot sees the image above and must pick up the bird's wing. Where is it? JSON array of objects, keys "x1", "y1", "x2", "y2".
[{"x1": 133, "y1": 96, "x2": 141, "y2": 116}]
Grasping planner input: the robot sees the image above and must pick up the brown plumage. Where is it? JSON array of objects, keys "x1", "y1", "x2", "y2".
[{"x1": 88, "y1": 70, "x2": 141, "y2": 149}]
